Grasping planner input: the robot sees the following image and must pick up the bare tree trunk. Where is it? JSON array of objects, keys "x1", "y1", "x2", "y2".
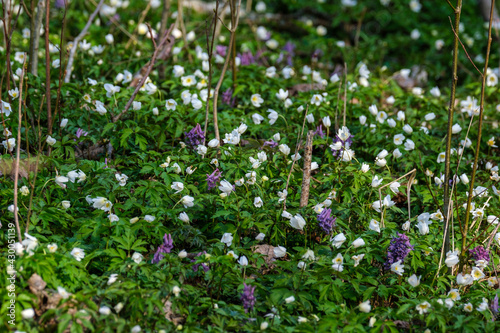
[{"x1": 29, "y1": 0, "x2": 45, "y2": 76}]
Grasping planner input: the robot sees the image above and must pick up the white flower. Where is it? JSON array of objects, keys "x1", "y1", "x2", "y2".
[
  {"x1": 471, "y1": 266, "x2": 485, "y2": 280},
  {"x1": 254, "y1": 196, "x2": 263, "y2": 208},
  {"x1": 477, "y1": 298, "x2": 489, "y2": 311},
  {"x1": 416, "y1": 301, "x2": 431, "y2": 315},
  {"x1": 131, "y1": 325, "x2": 142, "y2": 333},
  {"x1": 221, "y1": 233, "x2": 233, "y2": 246},
  {"x1": 171, "y1": 182, "x2": 184, "y2": 194},
  {"x1": 463, "y1": 303, "x2": 474, "y2": 312},
  {"x1": 391, "y1": 260, "x2": 404, "y2": 276},
  {"x1": 173, "y1": 65, "x2": 185, "y2": 77},
  {"x1": 131, "y1": 252, "x2": 143, "y2": 264},
  {"x1": 267, "y1": 109, "x2": 279, "y2": 125},
  {"x1": 99, "y1": 306, "x2": 111, "y2": 316},
  {"x1": 402, "y1": 221, "x2": 410, "y2": 231},
  {"x1": 352, "y1": 238, "x2": 365, "y2": 248},
  {"x1": 408, "y1": 274, "x2": 421, "y2": 287},
  {"x1": 332, "y1": 233, "x2": 346, "y2": 248},
  {"x1": 394, "y1": 134, "x2": 405, "y2": 145},
  {"x1": 361, "y1": 163, "x2": 370, "y2": 173},
  {"x1": 46, "y1": 135, "x2": 57, "y2": 146},
  {"x1": 196, "y1": 145, "x2": 208, "y2": 155},
  {"x1": 104, "y1": 83, "x2": 120, "y2": 97},
  {"x1": 238, "y1": 256, "x2": 249, "y2": 266},
  {"x1": 279, "y1": 144, "x2": 291, "y2": 156},
  {"x1": 276, "y1": 88, "x2": 288, "y2": 101},
  {"x1": 404, "y1": 139, "x2": 415, "y2": 151},
  {"x1": 47, "y1": 243, "x2": 58, "y2": 253},
  {"x1": 310, "y1": 94, "x2": 323, "y2": 106},
  {"x1": 251, "y1": 94, "x2": 264, "y2": 107},
  {"x1": 21, "y1": 308, "x2": 35, "y2": 319},
  {"x1": 457, "y1": 273, "x2": 474, "y2": 286},
  {"x1": 352, "y1": 254, "x2": 365, "y2": 267},
  {"x1": 144, "y1": 215, "x2": 155, "y2": 222},
  {"x1": 255, "y1": 233, "x2": 266, "y2": 241},
  {"x1": 359, "y1": 115, "x2": 367, "y2": 125},
  {"x1": 290, "y1": 214, "x2": 306, "y2": 230},
  {"x1": 274, "y1": 246, "x2": 287, "y2": 258},
  {"x1": 402, "y1": 124, "x2": 413, "y2": 134},
  {"x1": 369, "y1": 219, "x2": 381, "y2": 233},
  {"x1": 359, "y1": 300, "x2": 371, "y2": 313},
  {"x1": 371, "y1": 175, "x2": 383, "y2": 187},
  {"x1": 219, "y1": 180, "x2": 233, "y2": 195},
  {"x1": 178, "y1": 250, "x2": 188, "y2": 258},
  {"x1": 179, "y1": 212, "x2": 189, "y2": 223},
  {"x1": 416, "y1": 221, "x2": 429, "y2": 235},
  {"x1": 181, "y1": 195, "x2": 195, "y2": 208},
  {"x1": 284, "y1": 295, "x2": 295, "y2": 304},
  {"x1": 390, "y1": 182, "x2": 401, "y2": 194},
  {"x1": 57, "y1": 286, "x2": 70, "y2": 299},
  {"x1": 132, "y1": 101, "x2": 142, "y2": 111},
  {"x1": 71, "y1": 247, "x2": 85, "y2": 261}
]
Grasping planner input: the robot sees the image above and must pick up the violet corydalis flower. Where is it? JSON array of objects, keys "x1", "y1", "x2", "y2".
[
  {"x1": 262, "y1": 140, "x2": 278, "y2": 148},
  {"x1": 221, "y1": 88, "x2": 235, "y2": 106},
  {"x1": 491, "y1": 295, "x2": 499, "y2": 315},
  {"x1": 385, "y1": 233, "x2": 413, "y2": 270},
  {"x1": 184, "y1": 124, "x2": 205, "y2": 148},
  {"x1": 469, "y1": 245, "x2": 490, "y2": 262},
  {"x1": 216, "y1": 45, "x2": 227, "y2": 57},
  {"x1": 76, "y1": 128, "x2": 89, "y2": 139},
  {"x1": 317, "y1": 208, "x2": 336, "y2": 234},
  {"x1": 240, "y1": 283, "x2": 256, "y2": 313},
  {"x1": 207, "y1": 168, "x2": 221, "y2": 190},
  {"x1": 314, "y1": 125, "x2": 325, "y2": 138},
  {"x1": 152, "y1": 233, "x2": 174, "y2": 264},
  {"x1": 191, "y1": 251, "x2": 209, "y2": 272}
]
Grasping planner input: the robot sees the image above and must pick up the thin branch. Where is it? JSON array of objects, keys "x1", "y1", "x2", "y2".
[
  {"x1": 461, "y1": 0, "x2": 495, "y2": 267},
  {"x1": 64, "y1": 0, "x2": 105, "y2": 83},
  {"x1": 445, "y1": 0, "x2": 456, "y2": 11},
  {"x1": 448, "y1": 16, "x2": 483, "y2": 76},
  {"x1": 203, "y1": 0, "x2": 220, "y2": 145},
  {"x1": 112, "y1": 24, "x2": 175, "y2": 123},
  {"x1": 13, "y1": 56, "x2": 27, "y2": 243},
  {"x1": 284, "y1": 105, "x2": 309, "y2": 211},
  {"x1": 443, "y1": 0, "x2": 462, "y2": 255},
  {"x1": 45, "y1": 0, "x2": 52, "y2": 135},
  {"x1": 378, "y1": 169, "x2": 416, "y2": 227},
  {"x1": 52, "y1": 0, "x2": 68, "y2": 132}
]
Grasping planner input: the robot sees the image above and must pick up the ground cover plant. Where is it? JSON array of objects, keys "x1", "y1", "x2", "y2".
[{"x1": 2, "y1": 0, "x2": 500, "y2": 331}]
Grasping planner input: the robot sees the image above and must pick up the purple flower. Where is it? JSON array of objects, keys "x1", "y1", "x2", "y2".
[
  {"x1": 55, "y1": 0, "x2": 67, "y2": 9},
  {"x1": 152, "y1": 234, "x2": 174, "y2": 264},
  {"x1": 240, "y1": 283, "x2": 256, "y2": 312},
  {"x1": 469, "y1": 245, "x2": 490, "y2": 263},
  {"x1": 330, "y1": 132, "x2": 354, "y2": 159},
  {"x1": 221, "y1": 88, "x2": 235, "y2": 106},
  {"x1": 492, "y1": 295, "x2": 499, "y2": 315},
  {"x1": 207, "y1": 168, "x2": 221, "y2": 190},
  {"x1": 239, "y1": 51, "x2": 256, "y2": 66},
  {"x1": 314, "y1": 125, "x2": 325, "y2": 138},
  {"x1": 282, "y1": 42, "x2": 296, "y2": 66},
  {"x1": 317, "y1": 208, "x2": 336, "y2": 234},
  {"x1": 184, "y1": 123, "x2": 205, "y2": 148},
  {"x1": 385, "y1": 233, "x2": 413, "y2": 270},
  {"x1": 76, "y1": 128, "x2": 89, "y2": 139},
  {"x1": 191, "y1": 251, "x2": 209, "y2": 272},
  {"x1": 216, "y1": 45, "x2": 227, "y2": 57},
  {"x1": 262, "y1": 140, "x2": 278, "y2": 148}
]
